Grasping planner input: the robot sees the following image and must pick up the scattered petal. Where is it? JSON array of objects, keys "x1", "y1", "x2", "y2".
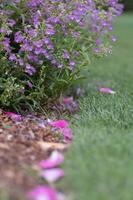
[
  {"x1": 62, "y1": 128, "x2": 73, "y2": 142},
  {"x1": 27, "y1": 186, "x2": 58, "y2": 200},
  {"x1": 39, "y1": 151, "x2": 64, "y2": 169},
  {"x1": 63, "y1": 97, "x2": 73, "y2": 105},
  {"x1": 41, "y1": 168, "x2": 64, "y2": 182},
  {"x1": 99, "y1": 87, "x2": 116, "y2": 94},
  {"x1": 61, "y1": 97, "x2": 79, "y2": 113},
  {"x1": 4, "y1": 112, "x2": 22, "y2": 121},
  {"x1": 49, "y1": 120, "x2": 68, "y2": 129},
  {"x1": 49, "y1": 119, "x2": 73, "y2": 142}
]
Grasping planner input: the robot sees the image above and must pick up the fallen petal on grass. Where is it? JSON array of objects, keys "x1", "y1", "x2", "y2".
[
  {"x1": 49, "y1": 120, "x2": 68, "y2": 129},
  {"x1": 41, "y1": 168, "x2": 64, "y2": 183},
  {"x1": 39, "y1": 151, "x2": 64, "y2": 169},
  {"x1": 27, "y1": 185, "x2": 58, "y2": 200},
  {"x1": 4, "y1": 112, "x2": 22, "y2": 121},
  {"x1": 99, "y1": 87, "x2": 116, "y2": 94}
]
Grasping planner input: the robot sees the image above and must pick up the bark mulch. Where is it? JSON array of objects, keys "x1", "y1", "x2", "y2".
[{"x1": 0, "y1": 113, "x2": 67, "y2": 200}]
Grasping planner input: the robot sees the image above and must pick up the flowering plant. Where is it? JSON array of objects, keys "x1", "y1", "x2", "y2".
[{"x1": 0, "y1": 0, "x2": 123, "y2": 112}]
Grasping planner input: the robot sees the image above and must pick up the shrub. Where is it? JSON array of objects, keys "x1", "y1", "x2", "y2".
[{"x1": 0, "y1": 0, "x2": 123, "y2": 112}]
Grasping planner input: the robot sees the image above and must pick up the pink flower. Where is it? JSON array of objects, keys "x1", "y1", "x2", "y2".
[
  {"x1": 49, "y1": 120, "x2": 73, "y2": 143},
  {"x1": 99, "y1": 87, "x2": 116, "y2": 94},
  {"x1": 49, "y1": 120, "x2": 68, "y2": 129},
  {"x1": 39, "y1": 151, "x2": 64, "y2": 169},
  {"x1": 62, "y1": 128, "x2": 73, "y2": 141},
  {"x1": 41, "y1": 168, "x2": 64, "y2": 183},
  {"x1": 63, "y1": 97, "x2": 73, "y2": 105},
  {"x1": 27, "y1": 186, "x2": 58, "y2": 200},
  {"x1": 4, "y1": 112, "x2": 22, "y2": 121}
]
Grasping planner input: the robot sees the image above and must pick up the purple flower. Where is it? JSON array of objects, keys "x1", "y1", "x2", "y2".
[
  {"x1": 33, "y1": 40, "x2": 43, "y2": 48},
  {"x1": 69, "y1": 60, "x2": 75, "y2": 70},
  {"x1": 33, "y1": 13, "x2": 41, "y2": 28},
  {"x1": 9, "y1": 54, "x2": 17, "y2": 61},
  {"x1": 21, "y1": 41, "x2": 33, "y2": 52},
  {"x1": 96, "y1": 38, "x2": 102, "y2": 46},
  {"x1": 18, "y1": 59, "x2": 24, "y2": 66},
  {"x1": 7, "y1": 19, "x2": 16, "y2": 27},
  {"x1": 27, "y1": 0, "x2": 43, "y2": 8},
  {"x1": 43, "y1": 37, "x2": 51, "y2": 45},
  {"x1": 63, "y1": 50, "x2": 70, "y2": 59},
  {"x1": 45, "y1": 28, "x2": 55, "y2": 36},
  {"x1": 111, "y1": 35, "x2": 117, "y2": 42},
  {"x1": 27, "y1": 81, "x2": 33, "y2": 88},
  {"x1": 15, "y1": 31, "x2": 24, "y2": 43},
  {"x1": 27, "y1": 29, "x2": 38, "y2": 37},
  {"x1": 25, "y1": 64, "x2": 36, "y2": 75}
]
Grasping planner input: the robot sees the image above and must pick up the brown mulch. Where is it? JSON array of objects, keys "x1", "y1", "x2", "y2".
[{"x1": 0, "y1": 114, "x2": 67, "y2": 200}]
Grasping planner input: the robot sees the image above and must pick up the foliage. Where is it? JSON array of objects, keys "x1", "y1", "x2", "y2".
[{"x1": 0, "y1": 0, "x2": 123, "y2": 112}]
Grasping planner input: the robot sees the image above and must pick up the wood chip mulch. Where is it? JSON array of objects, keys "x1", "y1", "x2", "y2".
[{"x1": 0, "y1": 114, "x2": 68, "y2": 200}]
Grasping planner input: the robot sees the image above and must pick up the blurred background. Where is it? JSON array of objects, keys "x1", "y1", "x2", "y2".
[{"x1": 122, "y1": 0, "x2": 133, "y2": 12}]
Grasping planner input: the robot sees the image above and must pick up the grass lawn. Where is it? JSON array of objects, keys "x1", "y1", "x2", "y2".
[{"x1": 62, "y1": 14, "x2": 133, "y2": 200}]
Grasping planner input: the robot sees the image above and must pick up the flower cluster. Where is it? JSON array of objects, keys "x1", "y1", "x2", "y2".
[{"x1": 0, "y1": 0, "x2": 123, "y2": 111}]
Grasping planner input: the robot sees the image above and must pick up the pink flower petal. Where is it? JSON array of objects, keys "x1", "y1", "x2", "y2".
[
  {"x1": 5, "y1": 112, "x2": 22, "y2": 121},
  {"x1": 99, "y1": 87, "x2": 116, "y2": 94},
  {"x1": 62, "y1": 128, "x2": 73, "y2": 142},
  {"x1": 39, "y1": 151, "x2": 64, "y2": 169},
  {"x1": 49, "y1": 120, "x2": 68, "y2": 129},
  {"x1": 49, "y1": 120, "x2": 73, "y2": 142},
  {"x1": 41, "y1": 168, "x2": 64, "y2": 182},
  {"x1": 63, "y1": 97, "x2": 73, "y2": 105},
  {"x1": 27, "y1": 186, "x2": 58, "y2": 200},
  {"x1": 62, "y1": 97, "x2": 79, "y2": 113}
]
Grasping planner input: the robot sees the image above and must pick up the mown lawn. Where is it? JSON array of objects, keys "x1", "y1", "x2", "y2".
[{"x1": 62, "y1": 14, "x2": 133, "y2": 200}]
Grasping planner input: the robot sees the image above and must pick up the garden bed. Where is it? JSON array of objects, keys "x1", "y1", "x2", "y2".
[{"x1": 0, "y1": 113, "x2": 68, "y2": 199}]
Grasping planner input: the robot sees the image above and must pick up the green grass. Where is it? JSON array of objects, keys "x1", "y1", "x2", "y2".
[{"x1": 62, "y1": 14, "x2": 133, "y2": 200}]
